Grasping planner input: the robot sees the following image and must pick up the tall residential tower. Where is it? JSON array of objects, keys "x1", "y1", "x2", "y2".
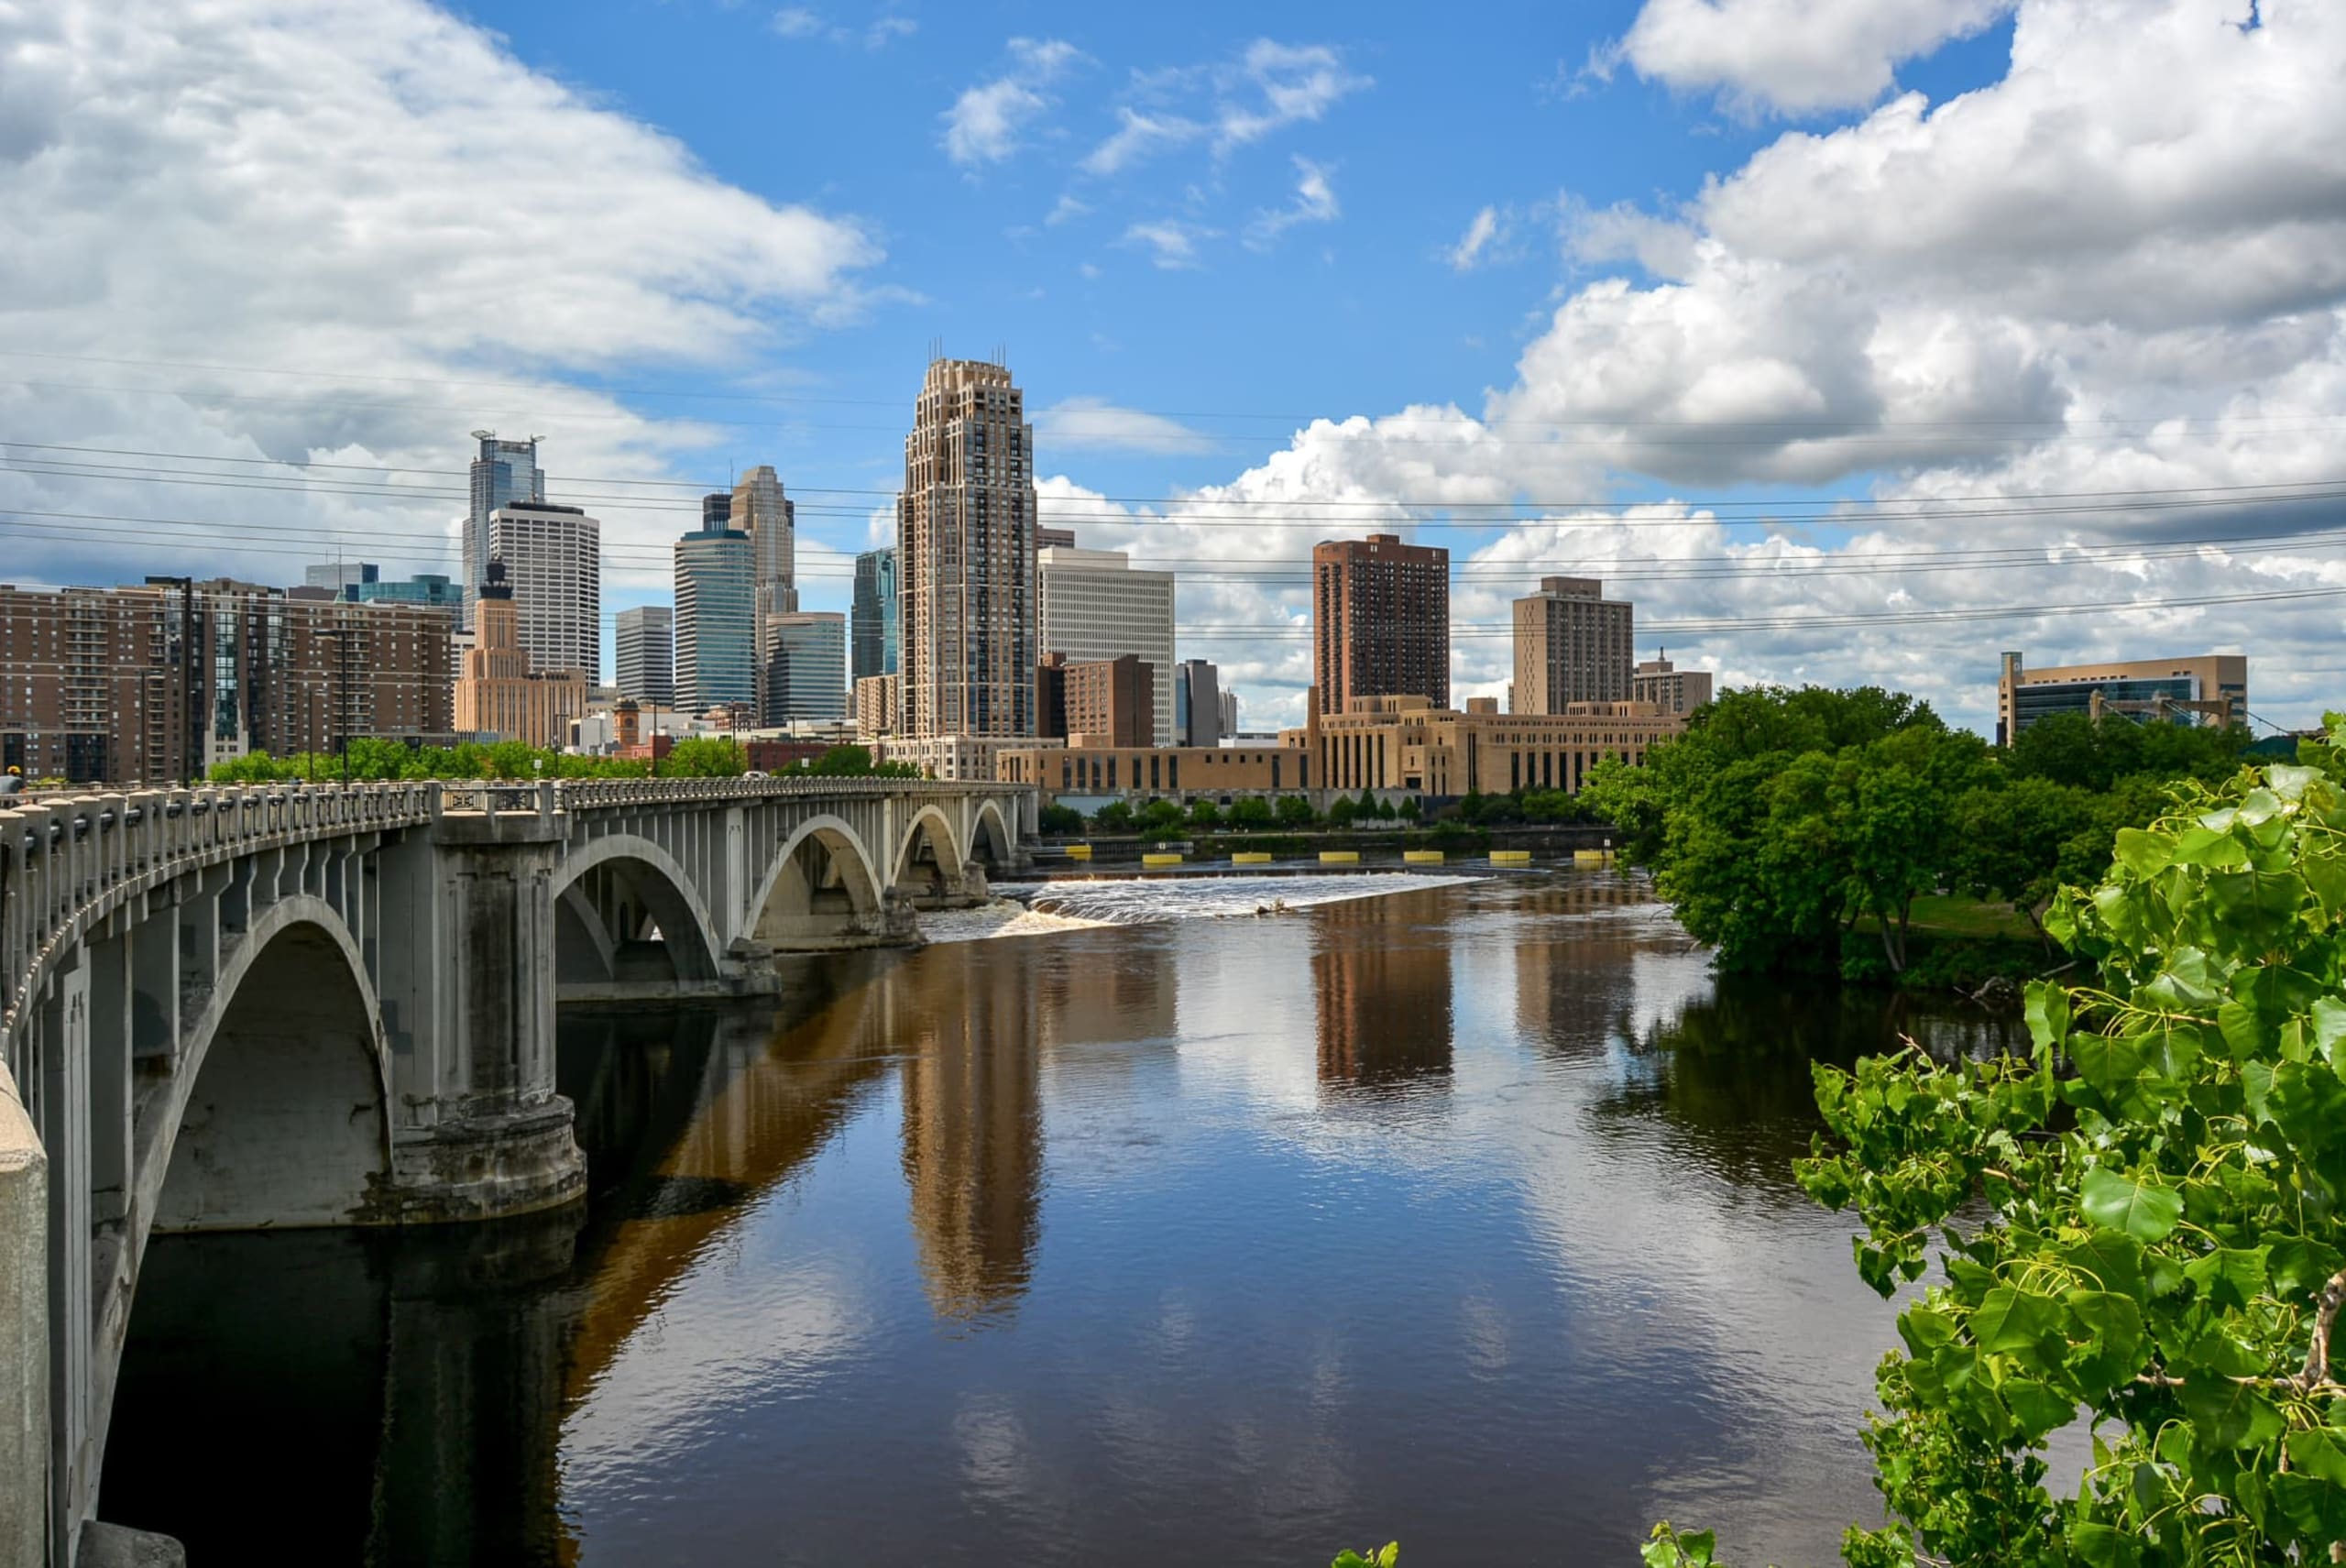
[
  {"x1": 1513, "y1": 576, "x2": 1633, "y2": 713},
  {"x1": 897, "y1": 357, "x2": 1038, "y2": 739},
  {"x1": 1311, "y1": 533, "x2": 1449, "y2": 716},
  {"x1": 485, "y1": 499, "x2": 600, "y2": 685}
]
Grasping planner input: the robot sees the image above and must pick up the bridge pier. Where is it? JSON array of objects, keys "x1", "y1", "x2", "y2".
[{"x1": 375, "y1": 813, "x2": 586, "y2": 1225}]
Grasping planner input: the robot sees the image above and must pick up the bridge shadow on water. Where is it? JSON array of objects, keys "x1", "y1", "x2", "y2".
[{"x1": 97, "y1": 952, "x2": 900, "y2": 1566}]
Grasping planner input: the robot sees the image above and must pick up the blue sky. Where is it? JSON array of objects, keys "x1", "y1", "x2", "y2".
[{"x1": 4, "y1": 0, "x2": 2341, "y2": 734}]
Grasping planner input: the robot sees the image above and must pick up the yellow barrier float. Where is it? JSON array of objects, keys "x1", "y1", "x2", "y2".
[
  {"x1": 1143, "y1": 852, "x2": 1184, "y2": 867},
  {"x1": 1320, "y1": 850, "x2": 1361, "y2": 865},
  {"x1": 1067, "y1": 844, "x2": 1093, "y2": 861},
  {"x1": 1403, "y1": 850, "x2": 1444, "y2": 865},
  {"x1": 1490, "y1": 850, "x2": 1533, "y2": 865},
  {"x1": 1232, "y1": 851, "x2": 1274, "y2": 865}
]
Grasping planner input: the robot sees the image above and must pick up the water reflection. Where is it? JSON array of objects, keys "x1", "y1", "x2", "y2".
[
  {"x1": 897, "y1": 942, "x2": 1046, "y2": 1322},
  {"x1": 99, "y1": 874, "x2": 2001, "y2": 1567},
  {"x1": 1310, "y1": 892, "x2": 1453, "y2": 1092}
]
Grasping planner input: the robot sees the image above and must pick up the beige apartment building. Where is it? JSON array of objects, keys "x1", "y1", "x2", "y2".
[
  {"x1": 997, "y1": 741, "x2": 1310, "y2": 798},
  {"x1": 1632, "y1": 653, "x2": 1714, "y2": 716},
  {"x1": 1514, "y1": 576, "x2": 1634, "y2": 712},
  {"x1": 855, "y1": 673, "x2": 901, "y2": 740}
]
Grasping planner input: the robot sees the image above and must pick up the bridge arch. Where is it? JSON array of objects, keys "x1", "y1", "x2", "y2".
[
  {"x1": 747, "y1": 814, "x2": 888, "y2": 949},
  {"x1": 970, "y1": 798, "x2": 1013, "y2": 870},
  {"x1": 550, "y1": 834, "x2": 725, "y2": 986},
  {"x1": 893, "y1": 804, "x2": 967, "y2": 902},
  {"x1": 89, "y1": 896, "x2": 392, "y2": 1529}
]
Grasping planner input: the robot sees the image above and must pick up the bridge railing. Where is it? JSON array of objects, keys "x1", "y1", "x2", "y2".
[
  {"x1": 0, "y1": 783, "x2": 437, "y2": 1076},
  {"x1": 547, "y1": 776, "x2": 1029, "y2": 812}
]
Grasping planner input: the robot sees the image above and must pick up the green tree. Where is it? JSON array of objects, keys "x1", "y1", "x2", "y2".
[
  {"x1": 1326, "y1": 795, "x2": 1360, "y2": 828},
  {"x1": 663, "y1": 737, "x2": 746, "y2": 777},
  {"x1": 1140, "y1": 797, "x2": 1185, "y2": 831},
  {"x1": 1187, "y1": 797, "x2": 1222, "y2": 828},
  {"x1": 1036, "y1": 802, "x2": 1084, "y2": 835},
  {"x1": 1229, "y1": 795, "x2": 1276, "y2": 827},
  {"x1": 794, "y1": 744, "x2": 920, "y2": 778},
  {"x1": 1648, "y1": 718, "x2": 2346, "y2": 1567},
  {"x1": 1950, "y1": 775, "x2": 2099, "y2": 948},
  {"x1": 1091, "y1": 799, "x2": 1135, "y2": 832},
  {"x1": 1276, "y1": 794, "x2": 1318, "y2": 828}
]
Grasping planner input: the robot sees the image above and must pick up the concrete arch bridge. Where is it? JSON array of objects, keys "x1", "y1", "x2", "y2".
[{"x1": 0, "y1": 774, "x2": 1032, "y2": 1566}]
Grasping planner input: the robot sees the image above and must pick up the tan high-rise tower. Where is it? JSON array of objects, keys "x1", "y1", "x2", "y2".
[
  {"x1": 1513, "y1": 576, "x2": 1633, "y2": 713},
  {"x1": 897, "y1": 357, "x2": 1039, "y2": 739}
]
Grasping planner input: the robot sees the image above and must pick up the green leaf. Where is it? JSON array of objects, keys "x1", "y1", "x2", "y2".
[
  {"x1": 2070, "y1": 1031, "x2": 2150, "y2": 1101},
  {"x1": 2080, "y1": 1168, "x2": 2184, "y2": 1243},
  {"x1": 2068, "y1": 1520, "x2": 2144, "y2": 1568},
  {"x1": 2177, "y1": 1376, "x2": 2285, "y2": 1450},
  {"x1": 2000, "y1": 1374, "x2": 2080, "y2": 1442},
  {"x1": 2268, "y1": 1059, "x2": 2346, "y2": 1157},
  {"x1": 2273, "y1": 1473, "x2": 2346, "y2": 1543},
  {"x1": 2025, "y1": 980, "x2": 2071, "y2": 1054},
  {"x1": 2313, "y1": 997, "x2": 2346, "y2": 1064},
  {"x1": 2113, "y1": 827, "x2": 2174, "y2": 878},
  {"x1": 2269, "y1": 1237, "x2": 2345, "y2": 1301},
  {"x1": 1972, "y1": 1286, "x2": 2066, "y2": 1358},
  {"x1": 2289, "y1": 1428, "x2": 2346, "y2": 1486},
  {"x1": 2065, "y1": 1234, "x2": 2146, "y2": 1299},
  {"x1": 2183, "y1": 1246, "x2": 2269, "y2": 1310}
]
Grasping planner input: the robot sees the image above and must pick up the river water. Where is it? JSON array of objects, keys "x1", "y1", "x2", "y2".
[{"x1": 100, "y1": 870, "x2": 2023, "y2": 1566}]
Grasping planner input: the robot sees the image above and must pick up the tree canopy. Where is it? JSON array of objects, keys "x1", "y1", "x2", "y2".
[
  {"x1": 1582, "y1": 686, "x2": 2251, "y2": 978},
  {"x1": 1645, "y1": 718, "x2": 2346, "y2": 1567}
]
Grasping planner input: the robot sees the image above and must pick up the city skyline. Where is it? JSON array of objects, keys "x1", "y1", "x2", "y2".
[{"x1": 4, "y1": 2, "x2": 2330, "y2": 740}]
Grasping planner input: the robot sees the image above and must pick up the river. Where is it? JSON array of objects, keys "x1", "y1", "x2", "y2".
[{"x1": 98, "y1": 869, "x2": 2023, "y2": 1566}]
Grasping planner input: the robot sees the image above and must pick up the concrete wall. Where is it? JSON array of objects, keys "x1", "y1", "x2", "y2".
[{"x1": 1, "y1": 1060, "x2": 47, "y2": 1568}]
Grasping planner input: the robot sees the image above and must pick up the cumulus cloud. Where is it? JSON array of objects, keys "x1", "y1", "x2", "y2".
[
  {"x1": 1123, "y1": 1, "x2": 2346, "y2": 733},
  {"x1": 1610, "y1": 0, "x2": 2016, "y2": 116},
  {"x1": 1244, "y1": 158, "x2": 1340, "y2": 249},
  {"x1": 0, "y1": 0, "x2": 888, "y2": 597},
  {"x1": 942, "y1": 38, "x2": 1082, "y2": 168}
]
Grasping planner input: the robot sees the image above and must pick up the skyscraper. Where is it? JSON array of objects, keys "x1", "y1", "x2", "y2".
[
  {"x1": 767, "y1": 610, "x2": 848, "y2": 723},
  {"x1": 1513, "y1": 576, "x2": 1633, "y2": 713},
  {"x1": 1038, "y1": 545, "x2": 1175, "y2": 747},
  {"x1": 729, "y1": 466, "x2": 797, "y2": 721},
  {"x1": 486, "y1": 500, "x2": 600, "y2": 684},
  {"x1": 674, "y1": 508, "x2": 755, "y2": 712},
  {"x1": 464, "y1": 431, "x2": 545, "y2": 624},
  {"x1": 852, "y1": 546, "x2": 900, "y2": 683},
  {"x1": 616, "y1": 605, "x2": 674, "y2": 707},
  {"x1": 897, "y1": 357, "x2": 1039, "y2": 739},
  {"x1": 1311, "y1": 533, "x2": 1449, "y2": 716},
  {"x1": 1173, "y1": 657, "x2": 1222, "y2": 749}
]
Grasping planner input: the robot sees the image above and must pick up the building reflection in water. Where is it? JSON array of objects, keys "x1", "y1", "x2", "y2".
[
  {"x1": 895, "y1": 940, "x2": 1046, "y2": 1324},
  {"x1": 1310, "y1": 891, "x2": 1454, "y2": 1092},
  {"x1": 1508, "y1": 877, "x2": 1670, "y2": 1061}
]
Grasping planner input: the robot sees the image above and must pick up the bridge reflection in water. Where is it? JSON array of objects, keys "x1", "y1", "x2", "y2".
[{"x1": 96, "y1": 930, "x2": 1183, "y2": 1564}]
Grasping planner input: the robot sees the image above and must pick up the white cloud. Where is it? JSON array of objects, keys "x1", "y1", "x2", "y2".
[
  {"x1": 1045, "y1": 193, "x2": 1090, "y2": 226},
  {"x1": 1033, "y1": 398, "x2": 1216, "y2": 455},
  {"x1": 1449, "y1": 205, "x2": 1506, "y2": 270},
  {"x1": 0, "y1": 0, "x2": 889, "y2": 597},
  {"x1": 1244, "y1": 158, "x2": 1340, "y2": 249},
  {"x1": 942, "y1": 38, "x2": 1081, "y2": 168},
  {"x1": 1123, "y1": 1, "x2": 2346, "y2": 735},
  {"x1": 1119, "y1": 219, "x2": 1217, "y2": 269},
  {"x1": 771, "y1": 7, "x2": 916, "y2": 47},
  {"x1": 1611, "y1": 0, "x2": 2015, "y2": 116},
  {"x1": 1077, "y1": 39, "x2": 1369, "y2": 176},
  {"x1": 1079, "y1": 107, "x2": 1206, "y2": 176}
]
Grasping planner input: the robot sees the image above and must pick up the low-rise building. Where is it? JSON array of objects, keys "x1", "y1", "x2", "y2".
[
  {"x1": 1632, "y1": 653, "x2": 1714, "y2": 716},
  {"x1": 997, "y1": 741, "x2": 1310, "y2": 799},
  {"x1": 879, "y1": 734, "x2": 1025, "y2": 782},
  {"x1": 1997, "y1": 650, "x2": 2248, "y2": 742},
  {"x1": 1288, "y1": 692, "x2": 1683, "y2": 796},
  {"x1": 1059, "y1": 653, "x2": 1153, "y2": 749}
]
